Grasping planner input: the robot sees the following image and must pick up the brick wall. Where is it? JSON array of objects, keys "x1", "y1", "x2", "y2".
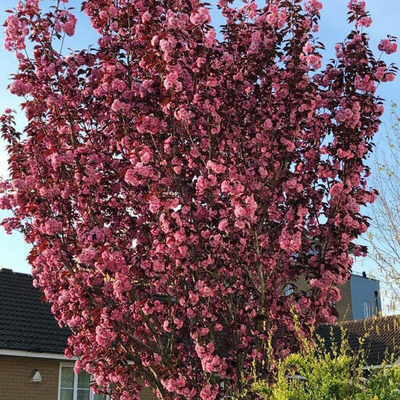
[
  {"x1": 0, "y1": 355, "x2": 157, "y2": 400},
  {"x1": 137, "y1": 379, "x2": 158, "y2": 400},
  {"x1": 0, "y1": 355, "x2": 59, "y2": 400}
]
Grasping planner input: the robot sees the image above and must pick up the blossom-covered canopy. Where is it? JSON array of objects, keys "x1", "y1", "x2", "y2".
[{"x1": 1, "y1": 0, "x2": 396, "y2": 398}]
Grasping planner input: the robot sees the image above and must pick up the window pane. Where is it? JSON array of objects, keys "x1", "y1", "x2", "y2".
[
  {"x1": 60, "y1": 389, "x2": 73, "y2": 400},
  {"x1": 94, "y1": 394, "x2": 106, "y2": 400},
  {"x1": 61, "y1": 367, "x2": 74, "y2": 388},
  {"x1": 363, "y1": 301, "x2": 372, "y2": 318},
  {"x1": 78, "y1": 370, "x2": 91, "y2": 389},
  {"x1": 77, "y1": 389, "x2": 90, "y2": 400},
  {"x1": 77, "y1": 390, "x2": 90, "y2": 400}
]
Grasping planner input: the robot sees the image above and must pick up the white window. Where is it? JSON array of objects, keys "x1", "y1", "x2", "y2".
[
  {"x1": 363, "y1": 300, "x2": 372, "y2": 318},
  {"x1": 58, "y1": 364, "x2": 109, "y2": 400}
]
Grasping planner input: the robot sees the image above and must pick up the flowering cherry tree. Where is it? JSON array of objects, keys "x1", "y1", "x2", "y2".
[{"x1": 0, "y1": 0, "x2": 397, "y2": 398}]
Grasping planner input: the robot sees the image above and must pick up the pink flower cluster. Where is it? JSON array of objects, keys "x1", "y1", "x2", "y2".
[
  {"x1": 378, "y1": 39, "x2": 398, "y2": 55},
  {"x1": 55, "y1": 10, "x2": 77, "y2": 36},
  {"x1": 4, "y1": 14, "x2": 28, "y2": 51},
  {"x1": 9, "y1": 79, "x2": 33, "y2": 96}
]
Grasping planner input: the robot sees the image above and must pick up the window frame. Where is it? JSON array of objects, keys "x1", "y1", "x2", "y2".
[{"x1": 58, "y1": 362, "x2": 110, "y2": 400}]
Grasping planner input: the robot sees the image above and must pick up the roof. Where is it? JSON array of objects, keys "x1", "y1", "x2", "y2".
[
  {"x1": 0, "y1": 268, "x2": 70, "y2": 354},
  {"x1": 317, "y1": 315, "x2": 400, "y2": 366},
  {"x1": 351, "y1": 271, "x2": 380, "y2": 282}
]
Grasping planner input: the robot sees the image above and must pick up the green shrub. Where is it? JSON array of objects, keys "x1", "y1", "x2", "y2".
[{"x1": 251, "y1": 332, "x2": 400, "y2": 400}]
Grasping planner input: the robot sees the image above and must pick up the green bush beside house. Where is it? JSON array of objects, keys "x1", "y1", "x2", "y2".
[{"x1": 250, "y1": 334, "x2": 400, "y2": 400}]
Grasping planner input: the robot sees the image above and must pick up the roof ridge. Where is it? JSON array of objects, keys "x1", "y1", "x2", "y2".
[
  {"x1": 0, "y1": 268, "x2": 31, "y2": 277},
  {"x1": 330, "y1": 314, "x2": 400, "y2": 327}
]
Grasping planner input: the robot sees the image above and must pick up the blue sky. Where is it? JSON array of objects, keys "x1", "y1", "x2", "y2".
[{"x1": 0, "y1": 0, "x2": 399, "y2": 275}]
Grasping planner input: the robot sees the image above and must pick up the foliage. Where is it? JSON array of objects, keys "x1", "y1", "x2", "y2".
[
  {"x1": 0, "y1": 0, "x2": 397, "y2": 399},
  {"x1": 252, "y1": 332, "x2": 400, "y2": 400}
]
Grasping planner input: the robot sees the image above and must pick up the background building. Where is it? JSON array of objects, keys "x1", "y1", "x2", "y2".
[
  {"x1": 296, "y1": 272, "x2": 381, "y2": 321},
  {"x1": 346, "y1": 272, "x2": 381, "y2": 320}
]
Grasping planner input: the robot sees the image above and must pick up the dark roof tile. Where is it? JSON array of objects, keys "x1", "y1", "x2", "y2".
[
  {"x1": 317, "y1": 315, "x2": 400, "y2": 366},
  {"x1": 0, "y1": 268, "x2": 70, "y2": 354}
]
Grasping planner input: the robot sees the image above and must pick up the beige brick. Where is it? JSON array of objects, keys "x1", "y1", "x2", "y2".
[
  {"x1": 0, "y1": 355, "x2": 157, "y2": 400},
  {"x1": 0, "y1": 355, "x2": 59, "y2": 400}
]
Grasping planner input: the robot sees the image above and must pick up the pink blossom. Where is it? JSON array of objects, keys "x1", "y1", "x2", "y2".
[
  {"x1": 378, "y1": 39, "x2": 398, "y2": 55},
  {"x1": 149, "y1": 195, "x2": 162, "y2": 213},
  {"x1": 174, "y1": 108, "x2": 190, "y2": 121},
  {"x1": 218, "y1": 219, "x2": 229, "y2": 232},
  {"x1": 357, "y1": 16, "x2": 372, "y2": 27},
  {"x1": 206, "y1": 160, "x2": 226, "y2": 174},
  {"x1": 163, "y1": 320, "x2": 172, "y2": 332},
  {"x1": 279, "y1": 229, "x2": 302, "y2": 252},
  {"x1": 78, "y1": 249, "x2": 97, "y2": 264},
  {"x1": 308, "y1": 0, "x2": 323, "y2": 11},
  {"x1": 9, "y1": 80, "x2": 32, "y2": 96},
  {"x1": 303, "y1": 42, "x2": 313, "y2": 53},
  {"x1": 111, "y1": 99, "x2": 123, "y2": 112},
  {"x1": 204, "y1": 29, "x2": 216, "y2": 48},
  {"x1": 124, "y1": 169, "x2": 139, "y2": 186},
  {"x1": 43, "y1": 219, "x2": 62, "y2": 235},
  {"x1": 95, "y1": 326, "x2": 116, "y2": 347},
  {"x1": 330, "y1": 182, "x2": 344, "y2": 197},
  {"x1": 234, "y1": 204, "x2": 247, "y2": 218},
  {"x1": 375, "y1": 66, "x2": 386, "y2": 81},
  {"x1": 348, "y1": 0, "x2": 366, "y2": 12},
  {"x1": 200, "y1": 385, "x2": 218, "y2": 400},
  {"x1": 196, "y1": 281, "x2": 214, "y2": 297},
  {"x1": 383, "y1": 73, "x2": 395, "y2": 82},
  {"x1": 0, "y1": 196, "x2": 12, "y2": 210},
  {"x1": 307, "y1": 55, "x2": 322, "y2": 70},
  {"x1": 190, "y1": 7, "x2": 211, "y2": 26},
  {"x1": 113, "y1": 274, "x2": 132, "y2": 298},
  {"x1": 164, "y1": 71, "x2": 178, "y2": 90},
  {"x1": 142, "y1": 11, "x2": 151, "y2": 23}
]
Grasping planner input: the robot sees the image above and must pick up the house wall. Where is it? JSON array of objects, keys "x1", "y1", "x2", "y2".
[
  {"x1": 0, "y1": 355, "x2": 59, "y2": 400},
  {"x1": 137, "y1": 378, "x2": 159, "y2": 400},
  {"x1": 296, "y1": 277, "x2": 353, "y2": 321},
  {"x1": 336, "y1": 280, "x2": 353, "y2": 321},
  {"x1": 0, "y1": 355, "x2": 157, "y2": 400}
]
